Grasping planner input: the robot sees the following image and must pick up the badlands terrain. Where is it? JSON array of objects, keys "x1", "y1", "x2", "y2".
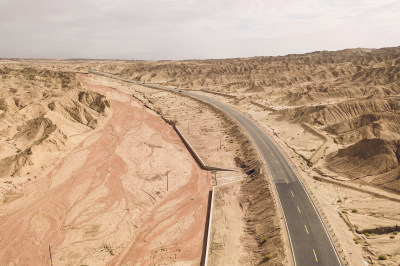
[
  {"x1": 0, "y1": 63, "x2": 285, "y2": 265},
  {"x1": 0, "y1": 46, "x2": 400, "y2": 265},
  {"x1": 94, "y1": 47, "x2": 400, "y2": 194}
]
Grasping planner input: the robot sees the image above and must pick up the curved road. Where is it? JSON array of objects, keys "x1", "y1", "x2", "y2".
[{"x1": 89, "y1": 71, "x2": 342, "y2": 266}]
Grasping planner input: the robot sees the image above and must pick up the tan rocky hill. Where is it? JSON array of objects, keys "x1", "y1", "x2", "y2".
[
  {"x1": 95, "y1": 47, "x2": 400, "y2": 96},
  {"x1": 0, "y1": 66, "x2": 110, "y2": 196}
]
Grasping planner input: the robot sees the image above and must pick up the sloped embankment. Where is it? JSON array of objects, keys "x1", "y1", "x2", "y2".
[
  {"x1": 327, "y1": 139, "x2": 400, "y2": 191},
  {"x1": 327, "y1": 139, "x2": 400, "y2": 177}
]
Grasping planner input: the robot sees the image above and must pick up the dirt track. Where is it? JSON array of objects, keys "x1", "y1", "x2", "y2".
[{"x1": 0, "y1": 75, "x2": 211, "y2": 265}]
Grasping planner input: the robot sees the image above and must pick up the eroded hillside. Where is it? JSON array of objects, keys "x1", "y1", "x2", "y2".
[{"x1": 0, "y1": 66, "x2": 110, "y2": 200}]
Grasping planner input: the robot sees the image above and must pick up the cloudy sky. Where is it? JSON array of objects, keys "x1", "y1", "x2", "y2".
[{"x1": 0, "y1": 0, "x2": 399, "y2": 60}]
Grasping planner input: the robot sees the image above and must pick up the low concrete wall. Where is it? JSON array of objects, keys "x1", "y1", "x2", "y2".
[
  {"x1": 174, "y1": 126, "x2": 234, "y2": 172},
  {"x1": 203, "y1": 188, "x2": 214, "y2": 266},
  {"x1": 204, "y1": 179, "x2": 243, "y2": 266},
  {"x1": 313, "y1": 175, "x2": 400, "y2": 203}
]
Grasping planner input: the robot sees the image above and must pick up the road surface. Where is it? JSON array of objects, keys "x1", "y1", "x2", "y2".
[{"x1": 89, "y1": 71, "x2": 342, "y2": 266}]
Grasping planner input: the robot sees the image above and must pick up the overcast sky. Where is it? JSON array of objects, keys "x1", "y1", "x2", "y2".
[{"x1": 0, "y1": 0, "x2": 399, "y2": 60}]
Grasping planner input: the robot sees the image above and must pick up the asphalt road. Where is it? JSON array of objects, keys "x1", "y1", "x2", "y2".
[{"x1": 89, "y1": 71, "x2": 342, "y2": 266}]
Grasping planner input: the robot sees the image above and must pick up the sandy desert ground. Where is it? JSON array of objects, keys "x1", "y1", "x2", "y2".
[{"x1": 1, "y1": 46, "x2": 400, "y2": 265}]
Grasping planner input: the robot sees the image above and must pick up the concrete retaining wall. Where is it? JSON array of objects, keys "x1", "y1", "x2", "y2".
[
  {"x1": 174, "y1": 126, "x2": 234, "y2": 172},
  {"x1": 203, "y1": 186, "x2": 215, "y2": 266},
  {"x1": 203, "y1": 179, "x2": 243, "y2": 266}
]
